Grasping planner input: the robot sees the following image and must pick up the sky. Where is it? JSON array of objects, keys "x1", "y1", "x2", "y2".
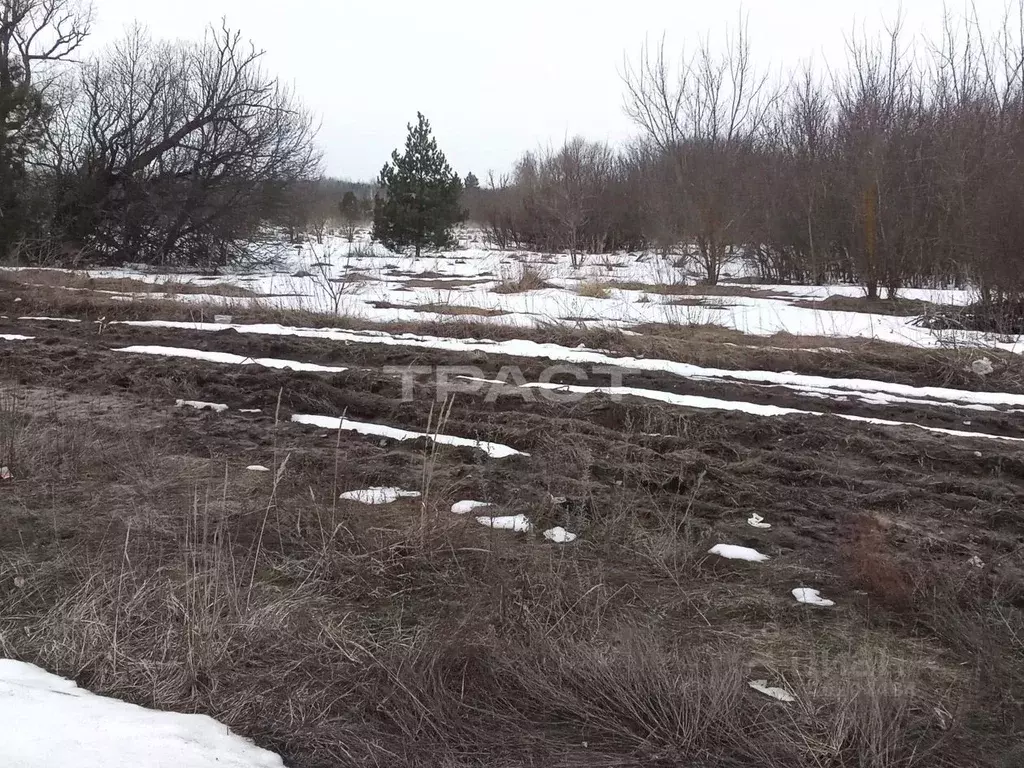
[{"x1": 84, "y1": 1, "x2": 1013, "y2": 181}]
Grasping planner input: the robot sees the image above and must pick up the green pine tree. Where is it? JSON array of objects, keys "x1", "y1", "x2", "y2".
[{"x1": 372, "y1": 113, "x2": 464, "y2": 256}]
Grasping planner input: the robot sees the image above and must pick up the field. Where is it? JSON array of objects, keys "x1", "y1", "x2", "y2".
[{"x1": 1, "y1": 238, "x2": 1023, "y2": 767}]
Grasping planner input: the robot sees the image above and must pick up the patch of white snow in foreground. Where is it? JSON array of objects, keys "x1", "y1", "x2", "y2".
[
  {"x1": 117, "y1": 345, "x2": 347, "y2": 373},
  {"x1": 0, "y1": 334, "x2": 33, "y2": 340},
  {"x1": 748, "y1": 680, "x2": 796, "y2": 703},
  {"x1": 451, "y1": 500, "x2": 492, "y2": 515},
  {"x1": 792, "y1": 587, "x2": 836, "y2": 607},
  {"x1": 708, "y1": 544, "x2": 770, "y2": 562},
  {"x1": 476, "y1": 514, "x2": 533, "y2": 532},
  {"x1": 340, "y1": 487, "x2": 421, "y2": 505},
  {"x1": 246, "y1": 465, "x2": 270, "y2": 472},
  {"x1": 175, "y1": 399, "x2": 228, "y2": 412},
  {"x1": 291, "y1": 413, "x2": 527, "y2": 459},
  {"x1": 543, "y1": 526, "x2": 578, "y2": 543},
  {"x1": 0, "y1": 659, "x2": 283, "y2": 768},
  {"x1": 747, "y1": 513, "x2": 771, "y2": 529}
]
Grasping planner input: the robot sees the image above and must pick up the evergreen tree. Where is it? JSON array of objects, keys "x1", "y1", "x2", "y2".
[
  {"x1": 339, "y1": 190, "x2": 360, "y2": 241},
  {"x1": 372, "y1": 113, "x2": 464, "y2": 256},
  {"x1": 464, "y1": 171, "x2": 480, "y2": 190}
]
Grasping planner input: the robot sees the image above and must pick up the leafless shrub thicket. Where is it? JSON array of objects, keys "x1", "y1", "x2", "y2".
[
  {"x1": 0, "y1": 10, "x2": 323, "y2": 270},
  {"x1": 39, "y1": 24, "x2": 322, "y2": 269},
  {"x1": 472, "y1": 6, "x2": 1024, "y2": 310}
]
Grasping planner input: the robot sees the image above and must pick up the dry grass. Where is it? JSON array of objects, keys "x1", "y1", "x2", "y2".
[
  {"x1": 601, "y1": 280, "x2": 785, "y2": 299},
  {"x1": 492, "y1": 262, "x2": 552, "y2": 294},
  {"x1": 0, "y1": 353, "x2": 1015, "y2": 766},
  {"x1": 789, "y1": 294, "x2": 939, "y2": 316},
  {"x1": 841, "y1": 515, "x2": 915, "y2": 610},
  {"x1": 0, "y1": 268, "x2": 259, "y2": 297},
  {"x1": 577, "y1": 280, "x2": 612, "y2": 299}
]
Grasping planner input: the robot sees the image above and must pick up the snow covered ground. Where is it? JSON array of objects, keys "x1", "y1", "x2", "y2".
[
  {"x1": 0, "y1": 660, "x2": 283, "y2": 768},
  {"x1": 6, "y1": 231, "x2": 1014, "y2": 352}
]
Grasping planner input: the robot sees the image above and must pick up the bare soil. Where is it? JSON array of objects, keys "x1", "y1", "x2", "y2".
[{"x1": 0, "y1": 286, "x2": 1022, "y2": 767}]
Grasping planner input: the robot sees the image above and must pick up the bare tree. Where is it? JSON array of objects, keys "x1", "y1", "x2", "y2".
[
  {"x1": 623, "y1": 20, "x2": 777, "y2": 283},
  {"x1": 0, "y1": 0, "x2": 91, "y2": 252},
  {"x1": 54, "y1": 22, "x2": 321, "y2": 268}
]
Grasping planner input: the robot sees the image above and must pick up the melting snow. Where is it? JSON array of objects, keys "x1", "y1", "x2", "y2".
[
  {"x1": 117, "y1": 320, "x2": 1024, "y2": 408},
  {"x1": 291, "y1": 413, "x2": 527, "y2": 458},
  {"x1": 514, "y1": 381, "x2": 1024, "y2": 444},
  {"x1": 175, "y1": 399, "x2": 228, "y2": 413},
  {"x1": 339, "y1": 487, "x2": 421, "y2": 505},
  {"x1": 747, "y1": 513, "x2": 772, "y2": 529},
  {"x1": 543, "y1": 526, "x2": 578, "y2": 543},
  {"x1": 0, "y1": 659, "x2": 284, "y2": 768},
  {"x1": 118, "y1": 345, "x2": 347, "y2": 373},
  {"x1": 792, "y1": 587, "x2": 836, "y2": 607},
  {"x1": 18, "y1": 316, "x2": 81, "y2": 323},
  {"x1": 246, "y1": 465, "x2": 270, "y2": 472},
  {"x1": 0, "y1": 334, "x2": 33, "y2": 340},
  {"x1": 451, "y1": 500, "x2": 492, "y2": 515},
  {"x1": 748, "y1": 680, "x2": 796, "y2": 703},
  {"x1": 476, "y1": 514, "x2": 534, "y2": 532},
  {"x1": 708, "y1": 544, "x2": 770, "y2": 562}
]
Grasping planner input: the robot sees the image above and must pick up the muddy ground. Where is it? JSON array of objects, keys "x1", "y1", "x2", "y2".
[{"x1": 1, "y1": 304, "x2": 1023, "y2": 767}]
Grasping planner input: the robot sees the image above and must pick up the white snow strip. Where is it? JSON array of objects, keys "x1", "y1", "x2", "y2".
[
  {"x1": 175, "y1": 399, "x2": 228, "y2": 413},
  {"x1": 240, "y1": 409, "x2": 262, "y2": 414},
  {"x1": 18, "y1": 316, "x2": 82, "y2": 323},
  {"x1": 0, "y1": 333, "x2": 33, "y2": 340},
  {"x1": 339, "y1": 487, "x2": 421, "y2": 505},
  {"x1": 451, "y1": 500, "x2": 493, "y2": 515},
  {"x1": 792, "y1": 587, "x2": 836, "y2": 607},
  {"x1": 709, "y1": 544, "x2": 770, "y2": 562},
  {"x1": 512, "y1": 381, "x2": 1024, "y2": 444},
  {"x1": 748, "y1": 680, "x2": 796, "y2": 703},
  {"x1": 291, "y1": 413, "x2": 527, "y2": 458},
  {"x1": 543, "y1": 526, "x2": 578, "y2": 543},
  {"x1": 476, "y1": 514, "x2": 534, "y2": 532},
  {"x1": 116, "y1": 320, "x2": 1024, "y2": 408},
  {"x1": 0, "y1": 659, "x2": 283, "y2": 768},
  {"x1": 246, "y1": 465, "x2": 270, "y2": 472},
  {"x1": 747, "y1": 513, "x2": 771, "y2": 529},
  {"x1": 117, "y1": 345, "x2": 347, "y2": 373}
]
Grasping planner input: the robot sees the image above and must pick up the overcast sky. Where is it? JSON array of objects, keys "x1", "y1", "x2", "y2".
[{"x1": 85, "y1": 1, "x2": 1011, "y2": 181}]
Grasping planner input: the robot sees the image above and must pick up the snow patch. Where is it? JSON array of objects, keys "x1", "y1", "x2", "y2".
[
  {"x1": 340, "y1": 487, "x2": 421, "y2": 505},
  {"x1": 246, "y1": 465, "x2": 270, "y2": 472},
  {"x1": 792, "y1": 587, "x2": 835, "y2": 607},
  {"x1": 118, "y1": 345, "x2": 347, "y2": 373},
  {"x1": 747, "y1": 513, "x2": 772, "y2": 529},
  {"x1": 291, "y1": 413, "x2": 526, "y2": 458},
  {"x1": 175, "y1": 399, "x2": 228, "y2": 413},
  {"x1": 543, "y1": 526, "x2": 578, "y2": 543},
  {"x1": 451, "y1": 500, "x2": 492, "y2": 515},
  {"x1": 476, "y1": 514, "x2": 533, "y2": 532},
  {"x1": 0, "y1": 334, "x2": 33, "y2": 340},
  {"x1": 0, "y1": 659, "x2": 284, "y2": 768},
  {"x1": 18, "y1": 316, "x2": 82, "y2": 323},
  {"x1": 708, "y1": 544, "x2": 770, "y2": 562},
  {"x1": 748, "y1": 680, "x2": 796, "y2": 703}
]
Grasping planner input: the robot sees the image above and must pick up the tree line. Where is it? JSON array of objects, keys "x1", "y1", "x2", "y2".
[{"x1": 465, "y1": 5, "x2": 1024, "y2": 303}]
